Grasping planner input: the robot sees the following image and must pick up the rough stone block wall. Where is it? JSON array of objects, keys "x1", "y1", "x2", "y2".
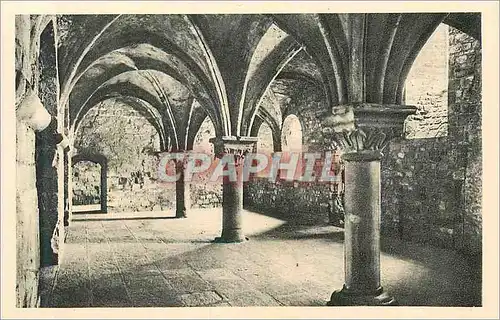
[
  {"x1": 448, "y1": 26, "x2": 482, "y2": 255},
  {"x1": 74, "y1": 102, "x2": 225, "y2": 212},
  {"x1": 381, "y1": 138, "x2": 462, "y2": 248},
  {"x1": 15, "y1": 14, "x2": 51, "y2": 308},
  {"x1": 191, "y1": 184, "x2": 222, "y2": 209},
  {"x1": 381, "y1": 26, "x2": 482, "y2": 256},
  {"x1": 74, "y1": 100, "x2": 171, "y2": 212},
  {"x1": 404, "y1": 24, "x2": 449, "y2": 139},
  {"x1": 244, "y1": 79, "x2": 343, "y2": 222},
  {"x1": 244, "y1": 178, "x2": 343, "y2": 226},
  {"x1": 72, "y1": 161, "x2": 101, "y2": 205}
]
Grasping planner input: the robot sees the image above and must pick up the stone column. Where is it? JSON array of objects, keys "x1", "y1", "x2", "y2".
[
  {"x1": 63, "y1": 149, "x2": 72, "y2": 226},
  {"x1": 100, "y1": 161, "x2": 108, "y2": 213},
  {"x1": 210, "y1": 136, "x2": 257, "y2": 243},
  {"x1": 323, "y1": 104, "x2": 415, "y2": 306},
  {"x1": 175, "y1": 156, "x2": 190, "y2": 218}
]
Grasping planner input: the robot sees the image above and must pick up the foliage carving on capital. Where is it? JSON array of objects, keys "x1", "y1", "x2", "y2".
[
  {"x1": 333, "y1": 128, "x2": 388, "y2": 153},
  {"x1": 332, "y1": 128, "x2": 390, "y2": 161},
  {"x1": 320, "y1": 103, "x2": 417, "y2": 159},
  {"x1": 210, "y1": 136, "x2": 258, "y2": 165}
]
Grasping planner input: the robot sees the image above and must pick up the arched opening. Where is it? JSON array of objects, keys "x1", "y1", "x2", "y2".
[
  {"x1": 73, "y1": 99, "x2": 167, "y2": 213},
  {"x1": 256, "y1": 122, "x2": 274, "y2": 154},
  {"x1": 404, "y1": 23, "x2": 449, "y2": 139},
  {"x1": 72, "y1": 158, "x2": 107, "y2": 213},
  {"x1": 192, "y1": 116, "x2": 216, "y2": 154},
  {"x1": 280, "y1": 114, "x2": 303, "y2": 180},
  {"x1": 281, "y1": 114, "x2": 303, "y2": 153},
  {"x1": 191, "y1": 116, "x2": 222, "y2": 208}
]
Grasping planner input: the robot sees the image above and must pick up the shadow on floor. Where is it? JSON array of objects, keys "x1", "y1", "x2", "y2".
[
  {"x1": 245, "y1": 206, "x2": 481, "y2": 275},
  {"x1": 42, "y1": 208, "x2": 481, "y2": 308},
  {"x1": 250, "y1": 221, "x2": 345, "y2": 242},
  {"x1": 72, "y1": 216, "x2": 179, "y2": 222},
  {"x1": 43, "y1": 237, "x2": 481, "y2": 307},
  {"x1": 243, "y1": 207, "x2": 482, "y2": 307}
]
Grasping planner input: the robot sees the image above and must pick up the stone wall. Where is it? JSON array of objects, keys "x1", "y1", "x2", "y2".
[
  {"x1": 447, "y1": 25, "x2": 482, "y2": 255},
  {"x1": 16, "y1": 118, "x2": 41, "y2": 308},
  {"x1": 404, "y1": 24, "x2": 449, "y2": 139},
  {"x1": 190, "y1": 116, "x2": 223, "y2": 208},
  {"x1": 190, "y1": 184, "x2": 222, "y2": 208},
  {"x1": 35, "y1": 18, "x2": 67, "y2": 268},
  {"x1": 74, "y1": 99, "x2": 171, "y2": 212},
  {"x1": 15, "y1": 15, "x2": 54, "y2": 308},
  {"x1": 381, "y1": 26, "x2": 482, "y2": 256},
  {"x1": 72, "y1": 161, "x2": 101, "y2": 205},
  {"x1": 244, "y1": 178, "x2": 344, "y2": 226},
  {"x1": 73, "y1": 103, "x2": 225, "y2": 212},
  {"x1": 244, "y1": 78, "x2": 342, "y2": 224}
]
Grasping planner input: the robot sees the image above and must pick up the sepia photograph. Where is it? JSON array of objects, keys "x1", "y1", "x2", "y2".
[{"x1": 1, "y1": 1, "x2": 499, "y2": 319}]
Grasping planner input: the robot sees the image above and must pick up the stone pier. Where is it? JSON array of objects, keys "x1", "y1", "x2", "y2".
[
  {"x1": 325, "y1": 104, "x2": 416, "y2": 306},
  {"x1": 211, "y1": 136, "x2": 258, "y2": 243}
]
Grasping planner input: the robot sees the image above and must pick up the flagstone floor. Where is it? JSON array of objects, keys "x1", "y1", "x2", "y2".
[{"x1": 39, "y1": 208, "x2": 481, "y2": 308}]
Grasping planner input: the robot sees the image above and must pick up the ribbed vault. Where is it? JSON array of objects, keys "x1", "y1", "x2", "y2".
[
  {"x1": 271, "y1": 13, "x2": 454, "y2": 106},
  {"x1": 57, "y1": 13, "x2": 481, "y2": 153}
]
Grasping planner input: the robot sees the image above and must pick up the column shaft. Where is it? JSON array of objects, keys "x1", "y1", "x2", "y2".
[
  {"x1": 175, "y1": 159, "x2": 189, "y2": 218},
  {"x1": 322, "y1": 105, "x2": 416, "y2": 306},
  {"x1": 220, "y1": 175, "x2": 244, "y2": 241},
  {"x1": 344, "y1": 159, "x2": 381, "y2": 293},
  {"x1": 100, "y1": 163, "x2": 108, "y2": 213},
  {"x1": 211, "y1": 136, "x2": 257, "y2": 243}
]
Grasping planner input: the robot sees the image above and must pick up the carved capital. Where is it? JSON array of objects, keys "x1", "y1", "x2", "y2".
[
  {"x1": 352, "y1": 103, "x2": 417, "y2": 138},
  {"x1": 322, "y1": 103, "x2": 416, "y2": 161},
  {"x1": 209, "y1": 136, "x2": 258, "y2": 165},
  {"x1": 322, "y1": 103, "x2": 416, "y2": 138},
  {"x1": 333, "y1": 128, "x2": 388, "y2": 161}
]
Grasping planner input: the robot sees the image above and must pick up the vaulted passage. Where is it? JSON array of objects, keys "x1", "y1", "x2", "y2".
[{"x1": 14, "y1": 13, "x2": 482, "y2": 308}]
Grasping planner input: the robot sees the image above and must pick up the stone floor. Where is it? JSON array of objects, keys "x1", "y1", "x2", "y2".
[{"x1": 39, "y1": 208, "x2": 482, "y2": 308}]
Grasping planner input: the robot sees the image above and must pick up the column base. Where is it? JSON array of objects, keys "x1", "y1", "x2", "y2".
[
  {"x1": 175, "y1": 212, "x2": 187, "y2": 219},
  {"x1": 213, "y1": 231, "x2": 248, "y2": 243},
  {"x1": 327, "y1": 285, "x2": 397, "y2": 306}
]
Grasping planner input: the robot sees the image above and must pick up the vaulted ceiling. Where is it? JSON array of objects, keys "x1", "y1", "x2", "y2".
[{"x1": 53, "y1": 13, "x2": 481, "y2": 151}]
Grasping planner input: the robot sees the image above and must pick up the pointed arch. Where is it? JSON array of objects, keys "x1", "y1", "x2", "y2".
[{"x1": 242, "y1": 37, "x2": 303, "y2": 136}]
